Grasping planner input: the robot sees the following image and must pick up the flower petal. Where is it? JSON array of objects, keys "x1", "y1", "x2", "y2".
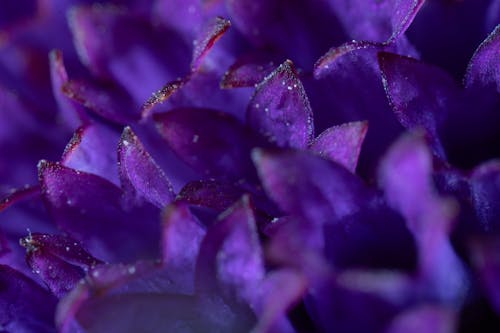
[
  {"x1": 470, "y1": 161, "x2": 500, "y2": 234},
  {"x1": 385, "y1": 305, "x2": 457, "y2": 333},
  {"x1": 252, "y1": 148, "x2": 373, "y2": 225},
  {"x1": 62, "y1": 79, "x2": 139, "y2": 124},
  {"x1": 68, "y1": 4, "x2": 189, "y2": 104},
  {"x1": 310, "y1": 121, "x2": 368, "y2": 173},
  {"x1": 161, "y1": 202, "x2": 205, "y2": 294},
  {"x1": 191, "y1": 17, "x2": 231, "y2": 71},
  {"x1": 39, "y1": 161, "x2": 160, "y2": 263},
  {"x1": 247, "y1": 60, "x2": 314, "y2": 148},
  {"x1": 20, "y1": 232, "x2": 102, "y2": 297},
  {"x1": 221, "y1": 53, "x2": 277, "y2": 89},
  {"x1": 177, "y1": 179, "x2": 245, "y2": 211},
  {"x1": 378, "y1": 52, "x2": 463, "y2": 160},
  {"x1": 49, "y1": 49, "x2": 88, "y2": 129},
  {"x1": 154, "y1": 108, "x2": 258, "y2": 179},
  {"x1": 118, "y1": 127, "x2": 174, "y2": 208},
  {"x1": 196, "y1": 196, "x2": 264, "y2": 306},
  {"x1": 61, "y1": 123, "x2": 120, "y2": 185},
  {"x1": 0, "y1": 265, "x2": 57, "y2": 333}
]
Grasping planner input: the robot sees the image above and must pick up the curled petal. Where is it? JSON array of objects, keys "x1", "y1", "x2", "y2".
[
  {"x1": 191, "y1": 17, "x2": 231, "y2": 71},
  {"x1": 247, "y1": 60, "x2": 314, "y2": 148}
]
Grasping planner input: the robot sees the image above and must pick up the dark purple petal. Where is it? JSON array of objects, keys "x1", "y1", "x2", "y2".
[
  {"x1": 310, "y1": 121, "x2": 368, "y2": 173},
  {"x1": 247, "y1": 60, "x2": 314, "y2": 148},
  {"x1": 177, "y1": 179, "x2": 245, "y2": 211},
  {"x1": 49, "y1": 49, "x2": 88, "y2": 129},
  {"x1": 154, "y1": 108, "x2": 257, "y2": 179},
  {"x1": 0, "y1": 265, "x2": 57, "y2": 333},
  {"x1": 253, "y1": 149, "x2": 373, "y2": 225},
  {"x1": 118, "y1": 127, "x2": 174, "y2": 208},
  {"x1": 39, "y1": 161, "x2": 160, "y2": 263},
  {"x1": 221, "y1": 53, "x2": 277, "y2": 89},
  {"x1": 470, "y1": 236, "x2": 500, "y2": 315},
  {"x1": 196, "y1": 196, "x2": 264, "y2": 306},
  {"x1": 161, "y1": 202, "x2": 205, "y2": 293},
  {"x1": 57, "y1": 261, "x2": 255, "y2": 333},
  {"x1": 306, "y1": 273, "x2": 407, "y2": 333},
  {"x1": 385, "y1": 305, "x2": 456, "y2": 333},
  {"x1": 68, "y1": 5, "x2": 190, "y2": 104},
  {"x1": 191, "y1": 17, "x2": 231, "y2": 71},
  {"x1": 62, "y1": 79, "x2": 139, "y2": 124},
  {"x1": 378, "y1": 52, "x2": 463, "y2": 159},
  {"x1": 61, "y1": 123, "x2": 120, "y2": 185},
  {"x1": 470, "y1": 160, "x2": 500, "y2": 233},
  {"x1": 20, "y1": 232, "x2": 102, "y2": 297}
]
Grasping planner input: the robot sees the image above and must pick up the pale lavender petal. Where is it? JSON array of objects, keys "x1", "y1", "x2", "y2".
[{"x1": 247, "y1": 60, "x2": 314, "y2": 148}]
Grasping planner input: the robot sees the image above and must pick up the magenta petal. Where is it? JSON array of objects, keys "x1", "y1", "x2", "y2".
[
  {"x1": 161, "y1": 202, "x2": 205, "y2": 293},
  {"x1": 49, "y1": 49, "x2": 87, "y2": 129},
  {"x1": 21, "y1": 232, "x2": 102, "y2": 297},
  {"x1": 247, "y1": 60, "x2": 314, "y2": 148},
  {"x1": 310, "y1": 121, "x2": 368, "y2": 173},
  {"x1": 39, "y1": 161, "x2": 160, "y2": 263},
  {"x1": 470, "y1": 161, "x2": 500, "y2": 233},
  {"x1": 252, "y1": 149, "x2": 372, "y2": 224},
  {"x1": 118, "y1": 127, "x2": 174, "y2": 208},
  {"x1": 154, "y1": 108, "x2": 257, "y2": 179},
  {"x1": 191, "y1": 17, "x2": 231, "y2": 71},
  {"x1": 177, "y1": 179, "x2": 245, "y2": 211},
  {"x1": 0, "y1": 265, "x2": 57, "y2": 333},
  {"x1": 61, "y1": 123, "x2": 120, "y2": 185},
  {"x1": 378, "y1": 52, "x2": 463, "y2": 159},
  {"x1": 196, "y1": 196, "x2": 264, "y2": 306}
]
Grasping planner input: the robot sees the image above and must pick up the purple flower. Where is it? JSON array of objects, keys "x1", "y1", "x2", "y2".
[{"x1": 0, "y1": 1, "x2": 499, "y2": 332}]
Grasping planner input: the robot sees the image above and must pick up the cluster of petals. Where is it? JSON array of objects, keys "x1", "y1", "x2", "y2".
[{"x1": 0, "y1": 1, "x2": 499, "y2": 332}]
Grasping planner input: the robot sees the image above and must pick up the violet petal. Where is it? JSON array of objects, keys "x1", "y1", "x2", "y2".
[
  {"x1": 0, "y1": 265, "x2": 57, "y2": 333},
  {"x1": 39, "y1": 161, "x2": 160, "y2": 263},
  {"x1": 176, "y1": 179, "x2": 245, "y2": 212},
  {"x1": 385, "y1": 305, "x2": 456, "y2": 333},
  {"x1": 196, "y1": 196, "x2": 264, "y2": 306},
  {"x1": 247, "y1": 60, "x2": 314, "y2": 148},
  {"x1": 61, "y1": 123, "x2": 120, "y2": 185},
  {"x1": 118, "y1": 127, "x2": 175, "y2": 208},
  {"x1": 252, "y1": 148, "x2": 373, "y2": 225},
  {"x1": 310, "y1": 120, "x2": 368, "y2": 173},
  {"x1": 154, "y1": 108, "x2": 257, "y2": 179},
  {"x1": 470, "y1": 160, "x2": 500, "y2": 233},
  {"x1": 378, "y1": 52, "x2": 463, "y2": 159}
]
